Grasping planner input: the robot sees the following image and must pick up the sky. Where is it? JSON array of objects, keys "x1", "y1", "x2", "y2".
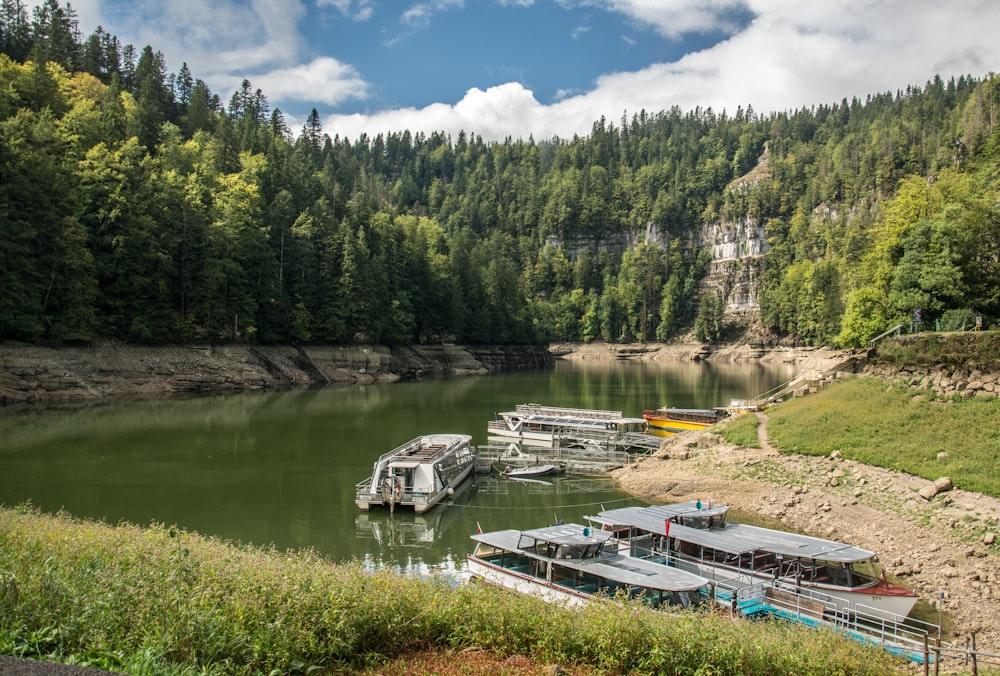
[{"x1": 49, "y1": 0, "x2": 1000, "y2": 142}]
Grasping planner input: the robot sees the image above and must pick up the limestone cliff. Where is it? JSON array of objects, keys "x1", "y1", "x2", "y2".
[{"x1": 700, "y1": 148, "x2": 771, "y2": 324}]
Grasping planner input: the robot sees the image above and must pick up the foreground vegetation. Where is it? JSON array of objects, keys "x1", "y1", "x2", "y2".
[
  {"x1": 0, "y1": 506, "x2": 902, "y2": 675},
  {"x1": 756, "y1": 376, "x2": 1000, "y2": 497}
]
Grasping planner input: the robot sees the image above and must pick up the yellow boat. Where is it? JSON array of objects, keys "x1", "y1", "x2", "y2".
[{"x1": 642, "y1": 407, "x2": 729, "y2": 436}]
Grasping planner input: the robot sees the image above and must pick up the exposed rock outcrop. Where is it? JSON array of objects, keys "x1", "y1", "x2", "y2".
[
  {"x1": 0, "y1": 343, "x2": 553, "y2": 406},
  {"x1": 862, "y1": 362, "x2": 1000, "y2": 400}
]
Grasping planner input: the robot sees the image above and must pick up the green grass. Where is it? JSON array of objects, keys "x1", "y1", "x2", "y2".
[
  {"x1": 716, "y1": 412, "x2": 761, "y2": 448},
  {"x1": 0, "y1": 505, "x2": 904, "y2": 675},
  {"x1": 765, "y1": 378, "x2": 1000, "y2": 496}
]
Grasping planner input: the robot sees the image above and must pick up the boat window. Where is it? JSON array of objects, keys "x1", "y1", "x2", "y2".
[
  {"x1": 847, "y1": 558, "x2": 881, "y2": 586},
  {"x1": 557, "y1": 544, "x2": 586, "y2": 559},
  {"x1": 676, "y1": 513, "x2": 725, "y2": 529},
  {"x1": 473, "y1": 543, "x2": 505, "y2": 559},
  {"x1": 550, "y1": 563, "x2": 575, "y2": 587},
  {"x1": 805, "y1": 560, "x2": 850, "y2": 586}
]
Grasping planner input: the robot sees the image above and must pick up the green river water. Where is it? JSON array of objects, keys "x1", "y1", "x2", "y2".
[{"x1": 0, "y1": 359, "x2": 794, "y2": 573}]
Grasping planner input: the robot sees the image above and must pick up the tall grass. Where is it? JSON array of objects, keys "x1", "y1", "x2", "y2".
[
  {"x1": 716, "y1": 412, "x2": 761, "y2": 448},
  {"x1": 0, "y1": 505, "x2": 903, "y2": 674},
  {"x1": 766, "y1": 378, "x2": 1000, "y2": 496}
]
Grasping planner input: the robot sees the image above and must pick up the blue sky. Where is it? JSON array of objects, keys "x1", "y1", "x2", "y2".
[{"x1": 50, "y1": 0, "x2": 1000, "y2": 141}]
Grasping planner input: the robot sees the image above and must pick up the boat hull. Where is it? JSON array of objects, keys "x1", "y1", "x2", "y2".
[
  {"x1": 467, "y1": 557, "x2": 590, "y2": 607},
  {"x1": 644, "y1": 418, "x2": 713, "y2": 436},
  {"x1": 672, "y1": 559, "x2": 917, "y2": 621},
  {"x1": 355, "y1": 434, "x2": 476, "y2": 513},
  {"x1": 643, "y1": 408, "x2": 723, "y2": 436}
]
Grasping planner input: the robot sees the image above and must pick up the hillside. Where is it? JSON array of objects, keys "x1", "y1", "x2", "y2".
[{"x1": 2, "y1": 2, "x2": 999, "y2": 351}]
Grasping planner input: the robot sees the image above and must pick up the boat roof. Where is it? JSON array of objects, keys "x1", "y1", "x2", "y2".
[
  {"x1": 590, "y1": 505, "x2": 876, "y2": 563},
  {"x1": 471, "y1": 524, "x2": 710, "y2": 592},
  {"x1": 380, "y1": 434, "x2": 471, "y2": 465}
]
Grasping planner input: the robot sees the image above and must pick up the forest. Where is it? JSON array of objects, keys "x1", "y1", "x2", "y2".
[{"x1": 2, "y1": 0, "x2": 999, "y2": 348}]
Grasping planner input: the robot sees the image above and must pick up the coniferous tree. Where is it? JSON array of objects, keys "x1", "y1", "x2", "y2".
[{"x1": 0, "y1": 0, "x2": 32, "y2": 62}]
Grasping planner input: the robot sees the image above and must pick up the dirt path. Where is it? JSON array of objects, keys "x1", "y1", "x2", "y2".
[
  {"x1": 755, "y1": 411, "x2": 776, "y2": 453},
  {"x1": 610, "y1": 416, "x2": 1000, "y2": 658}
]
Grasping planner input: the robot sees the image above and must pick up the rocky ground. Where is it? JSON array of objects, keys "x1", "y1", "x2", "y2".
[
  {"x1": 0, "y1": 343, "x2": 552, "y2": 406},
  {"x1": 553, "y1": 340, "x2": 1000, "y2": 666},
  {"x1": 611, "y1": 420, "x2": 1000, "y2": 659}
]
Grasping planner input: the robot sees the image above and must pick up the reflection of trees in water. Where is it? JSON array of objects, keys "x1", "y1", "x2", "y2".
[{"x1": 356, "y1": 476, "x2": 478, "y2": 548}]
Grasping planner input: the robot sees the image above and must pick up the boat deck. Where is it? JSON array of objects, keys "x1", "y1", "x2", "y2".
[{"x1": 396, "y1": 443, "x2": 448, "y2": 461}]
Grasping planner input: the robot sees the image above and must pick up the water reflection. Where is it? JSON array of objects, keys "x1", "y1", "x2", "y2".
[{"x1": 0, "y1": 359, "x2": 794, "y2": 570}]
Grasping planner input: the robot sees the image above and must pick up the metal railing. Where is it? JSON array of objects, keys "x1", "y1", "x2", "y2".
[
  {"x1": 622, "y1": 539, "x2": 941, "y2": 665},
  {"x1": 869, "y1": 323, "x2": 905, "y2": 348}
]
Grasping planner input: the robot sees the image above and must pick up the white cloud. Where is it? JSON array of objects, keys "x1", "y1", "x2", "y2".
[
  {"x1": 316, "y1": 0, "x2": 375, "y2": 21},
  {"x1": 82, "y1": 0, "x2": 308, "y2": 87},
  {"x1": 217, "y1": 57, "x2": 369, "y2": 107},
  {"x1": 324, "y1": 0, "x2": 1000, "y2": 141},
  {"x1": 54, "y1": 0, "x2": 1000, "y2": 145},
  {"x1": 400, "y1": 0, "x2": 464, "y2": 28},
  {"x1": 564, "y1": 0, "x2": 751, "y2": 38}
]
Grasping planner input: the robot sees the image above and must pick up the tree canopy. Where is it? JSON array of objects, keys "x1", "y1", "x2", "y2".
[{"x1": 2, "y1": 2, "x2": 998, "y2": 347}]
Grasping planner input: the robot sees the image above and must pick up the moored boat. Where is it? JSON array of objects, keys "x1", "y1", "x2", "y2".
[
  {"x1": 488, "y1": 403, "x2": 647, "y2": 450},
  {"x1": 497, "y1": 462, "x2": 566, "y2": 478},
  {"x1": 467, "y1": 522, "x2": 713, "y2": 609},
  {"x1": 642, "y1": 407, "x2": 729, "y2": 436},
  {"x1": 587, "y1": 501, "x2": 918, "y2": 621},
  {"x1": 355, "y1": 434, "x2": 476, "y2": 514}
]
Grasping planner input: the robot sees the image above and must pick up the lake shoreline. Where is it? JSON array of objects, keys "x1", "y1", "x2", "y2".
[
  {"x1": 0, "y1": 342, "x2": 552, "y2": 406},
  {"x1": 0, "y1": 340, "x2": 847, "y2": 407}
]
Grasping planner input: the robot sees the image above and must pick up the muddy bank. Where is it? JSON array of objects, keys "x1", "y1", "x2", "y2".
[
  {"x1": 0, "y1": 343, "x2": 553, "y2": 406},
  {"x1": 0, "y1": 340, "x2": 860, "y2": 407},
  {"x1": 613, "y1": 424, "x2": 1000, "y2": 659}
]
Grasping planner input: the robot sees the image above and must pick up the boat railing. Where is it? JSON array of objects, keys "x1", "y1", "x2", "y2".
[
  {"x1": 514, "y1": 404, "x2": 623, "y2": 420},
  {"x1": 486, "y1": 419, "x2": 510, "y2": 434},
  {"x1": 479, "y1": 443, "x2": 631, "y2": 473},
  {"x1": 833, "y1": 602, "x2": 939, "y2": 652}
]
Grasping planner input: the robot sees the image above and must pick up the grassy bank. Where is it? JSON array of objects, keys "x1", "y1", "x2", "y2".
[
  {"x1": 754, "y1": 377, "x2": 1000, "y2": 497},
  {"x1": 0, "y1": 506, "x2": 903, "y2": 675},
  {"x1": 873, "y1": 331, "x2": 1000, "y2": 371}
]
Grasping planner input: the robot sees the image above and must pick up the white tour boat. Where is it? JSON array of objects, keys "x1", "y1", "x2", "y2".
[
  {"x1": 487, "y1": 403, "x2": 647, "y2": 450},
  {"x1": 467, "y1": 522, "x2": 713, "y2": 610},
  {"x1": 355, "y1": 434, "x2": 476, "y2": 514},
  {"x1": 587, "y1": 501, "x2": 918, "y2": 620}
]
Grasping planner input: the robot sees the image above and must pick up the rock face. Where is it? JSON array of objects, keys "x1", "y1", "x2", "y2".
[
  {"x1": 0, "y1": 343, "x2": 553, "y2": 406},
  {"x1": 863, "y1": 362, "x2": 1000, "y2": 400},
  {"x1": 699, "y1": 151, "x2": 770, "y2": 322}
]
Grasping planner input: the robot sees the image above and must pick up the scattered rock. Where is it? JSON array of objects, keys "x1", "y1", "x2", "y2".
[{"x1": 611, "y1": 421, "x2": 1000, "y2": 654}]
